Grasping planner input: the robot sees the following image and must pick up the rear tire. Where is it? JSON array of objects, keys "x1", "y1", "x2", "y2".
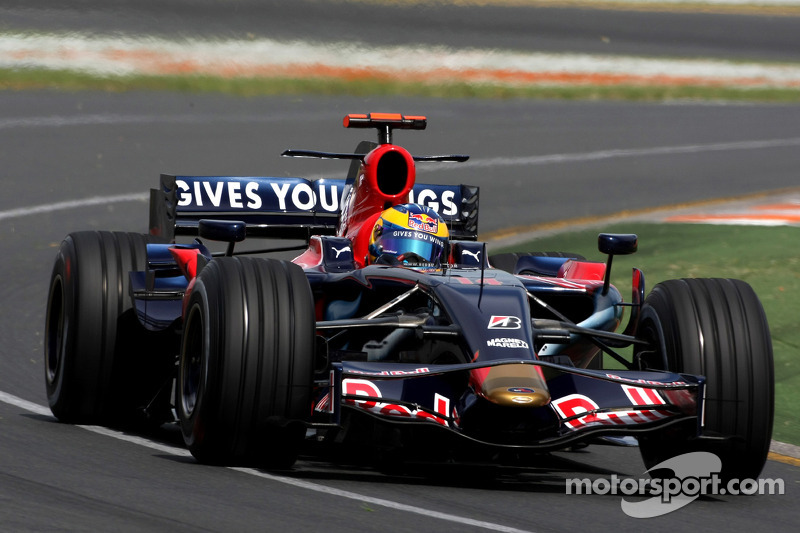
[
  {"x1": 636, "y1": 278, "x2": 773, "y2": 481},
  {"x1": 45, "y1": 231, "x2": 172, "y2": 424},
  {"x1": 178, "y1": 257, "x2": 315, "y2": 468}
]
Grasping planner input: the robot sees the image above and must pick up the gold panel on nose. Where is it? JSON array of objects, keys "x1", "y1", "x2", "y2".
[{"x1": 480, "y1": 364, "x2": 550, "y2": 407}]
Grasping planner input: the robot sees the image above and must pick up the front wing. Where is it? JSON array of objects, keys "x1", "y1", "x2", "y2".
[{"x1": 312, "y1": 360, "x2": 704, "y2": 450}]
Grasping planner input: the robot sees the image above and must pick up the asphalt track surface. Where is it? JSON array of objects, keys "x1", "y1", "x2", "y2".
[
  {"x1": 1, "y1": 2, "x2": 800, "y2": 532},
  {"x1": 3, "y1": 0, "x2": 800, "y2": 62}
]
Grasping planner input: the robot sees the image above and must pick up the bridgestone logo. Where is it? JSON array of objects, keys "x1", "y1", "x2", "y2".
[
  {"x1": 488, "y1": 315, "x2": 522, "y2": 329},
  {"x1": 487, "y1": 337, "x2": 529, "y2": 349}
]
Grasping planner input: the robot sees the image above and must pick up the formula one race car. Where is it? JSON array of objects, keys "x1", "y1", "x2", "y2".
[{"x1": 44, "y1": 113, "x2": 774, "y2": 481}]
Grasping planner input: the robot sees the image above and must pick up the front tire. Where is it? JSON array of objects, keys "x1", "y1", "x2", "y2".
[
  {"x1": 45, "y1": 231, "x2": 171, "y2": 424},
  {"x1": 636, "y1": 278, "x2": 774, "y2": 481},
  {"x1": 178, "y1": 257, "x2": 315, "y2": 468}
]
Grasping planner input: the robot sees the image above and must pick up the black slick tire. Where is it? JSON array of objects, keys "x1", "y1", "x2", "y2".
[
  {"x1": 636, "y1": 278, "x2": 774, "y2": 481},
  {"x1": 178, "y1": 257, "x2": 314, "y2": 468},
  {"x1": 45, "y1": 231, "x2": 170, "y2": 424}
]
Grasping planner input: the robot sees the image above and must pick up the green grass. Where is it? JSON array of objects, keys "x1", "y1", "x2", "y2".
[
  {"x1": 2, "y1": 68, "x2": 800, "y2": 102},
  {"x1": 494, "y1": 223, "x2": 800, "y2": 446}
]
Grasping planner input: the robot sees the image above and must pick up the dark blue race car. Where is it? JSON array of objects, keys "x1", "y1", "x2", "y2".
[{"x1": 44, "y1": 113, "x2": 773, "y2": 481}]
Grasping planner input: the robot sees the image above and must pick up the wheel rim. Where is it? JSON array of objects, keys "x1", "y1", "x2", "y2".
[
  {"x1": 45, "y1": 275, "x2": 65, "y2": 385},
  {"x1": 181, "y1": 304, "x2": 205, "y2": 418}
]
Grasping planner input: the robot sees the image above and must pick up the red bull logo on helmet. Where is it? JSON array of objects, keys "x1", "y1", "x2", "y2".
[{"x1": 408, "y1": 212, "x2": 439, "y2": 234}]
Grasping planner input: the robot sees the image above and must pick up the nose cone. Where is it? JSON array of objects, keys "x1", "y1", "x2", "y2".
[{"x1": 479, "y1": 364, "x2": 551, "y2": 407}]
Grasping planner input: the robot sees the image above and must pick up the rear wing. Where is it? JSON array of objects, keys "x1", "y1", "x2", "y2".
[{"x1": 150, "y1": 174, "x2": 479, "y2": 242}]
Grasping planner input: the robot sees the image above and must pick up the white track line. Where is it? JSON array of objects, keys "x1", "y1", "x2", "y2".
[
  {"x1": 0, "y1": 390, "x2": 533, "y2": 533},
  {"x1": 0, "y1": 194, "x2": 148, "y2": 222},
  {"x1": 0, "y1": 114, "x2": 169, "y2": 130},
  {"x1": 3, "y1": 136, "x2": 799, "y2": 222},
  {"x1": 446, "y1": 137, "x2": 800, "y2": 170},
  {"x1": 0, "y1": 391, "x2": 51, "y2": 417}
]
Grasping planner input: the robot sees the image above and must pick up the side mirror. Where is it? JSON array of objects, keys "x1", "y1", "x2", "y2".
[
  {"x1": 598, "y1": 233, "x2": 638, "y2": 256},
  {"x1": 198, "y1": 219, "x2": 246, "y2": 256},
  {"x1": 598, "y1": 233, "x2": 638, "y2": 295}
]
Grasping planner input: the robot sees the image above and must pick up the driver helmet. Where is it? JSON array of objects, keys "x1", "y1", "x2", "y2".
[{"x1": 368, "y1": 203, "x2": 449, "y2": 266}]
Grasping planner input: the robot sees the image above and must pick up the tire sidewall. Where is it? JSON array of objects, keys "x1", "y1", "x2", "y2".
[
  {"x1": 44, "y1": 243, "x2": 76, "y2": 418},
  {"x1": 178, "y1": 277, "x2": 217, "y2": 455}
]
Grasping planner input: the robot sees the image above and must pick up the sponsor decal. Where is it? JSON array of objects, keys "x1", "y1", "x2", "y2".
[
  {"x1": 508, "y1": 387, "x2": 537, "y2": 393},
  {"x1": 552, "y1": 394, "x2": 599, "y2": 429},
  {"x1": 314, "y1": 392, "x2": 331, "y2": 413},
  {"x1": 175, "y1": 178, "x2": 337, "y2": 211},
  {"x1": 606, "y1": 373, "x2": 688, "y2": 387},
  {"x1": 342, "y1": 379, "x2": 450, "y2": 426},
  {"x1": 621, "y1": 384, "x2": 665, "y2": 407},
  {"x1": 314, "y1": 369, "x2": 337, "y2": 414},
  {"x1": 488, "y1": 315, "x2": 522, "y2": 329},
  {"x1": 176, "y1": 179, "x2": 266, "y2": 209},
  {"x1": 408, "y1": 188, "x2": 457, "y2": 216},
  {"x1": 331, "y1": 245, "x2": 351, "y2": 258},
  {"x1": 461, "y1": 249, "x2": 481, "y2": 262},
  {"x1": 486, "y1": 337, "x2": 529, "y2": 349},
  {"x1": 346, "y1": 367, "x2": 430, "y2": 377},
  {"x1": 387, "y1": 229, "x2": 445, "y2": 248},
  {"x1": 552, "y1": 392, "x2": 673, "y2": 430},
  {"x1": 173, "y1": 178, "x2": 460, "y2": 216},
  {"x1": 408, "y1": 212, "x2": 439, "y2": 234}
]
